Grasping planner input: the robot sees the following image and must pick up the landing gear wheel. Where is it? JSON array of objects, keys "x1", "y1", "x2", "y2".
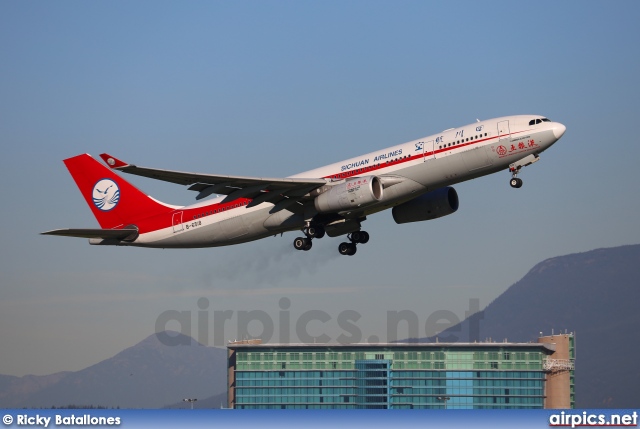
[
  {"x1": 349, "y1": 231, "x2": 370, "y2": 244},
  {"x1": 303, "y1": 240, "x2": 312, "y2": 251},
  {"x1": 294, "y1": 237, "x2": 312, "y2": 251},
  {"x1": 338, "y1": 242, "x2": 357, "y2": 256},
  {"x1": 510, "y1": 178, "x2": 523, "y2": 188},
  {"x1": 306, "y1": 225, "x2": 325, "y2": 239}
]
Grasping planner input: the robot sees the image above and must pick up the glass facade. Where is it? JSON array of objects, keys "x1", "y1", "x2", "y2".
[{"x1": 230, "y1": 345, "x2": 552, "y2": 409}]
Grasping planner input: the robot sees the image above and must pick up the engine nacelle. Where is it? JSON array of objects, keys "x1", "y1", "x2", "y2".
[
  {"x1": 392, "y1": 187, "x2": 459, "y2": 224},
  {"x1": 314, "y1": 176, "x2": 383, "y2": 213}
]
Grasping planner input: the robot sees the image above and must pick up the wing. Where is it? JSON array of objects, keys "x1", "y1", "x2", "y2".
[
  {"x1": 99, "y1": 153, "x2": 327, "y2": 210},
  {"x1": 41, "y1": 228, "x2": 139, "y2": 241}
]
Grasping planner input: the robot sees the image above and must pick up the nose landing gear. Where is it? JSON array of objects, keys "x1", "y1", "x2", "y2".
[
  {"x1": 510, "y1": 176, "x2": 523, "y2": 188},
  {"x1": 508, "y1": 154, "x2": 539, "y2": 189}
]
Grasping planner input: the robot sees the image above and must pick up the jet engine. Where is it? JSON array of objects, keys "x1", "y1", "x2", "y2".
[
  {"x1": 314, "y1": 176, "x2": 383, "y2": 213},
  {"x1": 392, "y1": 187, "x2": 459, "y2": 224}
]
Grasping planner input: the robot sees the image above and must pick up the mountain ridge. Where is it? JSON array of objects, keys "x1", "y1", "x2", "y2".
[
  {"x1": 0, "y1": 331, "x2": 227, "y2": 409},
  {"x1": 409, "y1": 244, "x2": 640, "y2": 407}
]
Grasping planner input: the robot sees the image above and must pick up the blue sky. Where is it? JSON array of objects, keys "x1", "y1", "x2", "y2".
[{"x1": 1, "y1": 1, "x2": 639, "y2": 377}]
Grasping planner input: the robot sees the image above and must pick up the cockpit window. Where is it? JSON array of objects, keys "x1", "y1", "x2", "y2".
[{"x1": 530, "y1": 117, "x2": 552, "y2": 126}]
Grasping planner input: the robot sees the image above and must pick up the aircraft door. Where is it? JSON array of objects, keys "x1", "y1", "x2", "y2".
[
  {"x1": 424, "y1": 140, "x2": 434, "y2": 161},
  {"x1": 172, "y1": 211, "x2": 184, "y2": 233},
  {"x1": 497, "y1": 120, "x2": 510, "y2": 141}
]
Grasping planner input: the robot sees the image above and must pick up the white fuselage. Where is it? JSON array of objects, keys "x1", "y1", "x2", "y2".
[{"x1": 122, "y1": 115, "x2": 565, "y2": 248}]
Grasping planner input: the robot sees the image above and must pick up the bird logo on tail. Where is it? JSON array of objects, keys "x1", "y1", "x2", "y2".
[{"x1": 92, "y1": 179, "x2": 120, "y2": 211}]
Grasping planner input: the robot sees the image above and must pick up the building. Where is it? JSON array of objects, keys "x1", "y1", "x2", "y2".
[{"x1": 227, "y1": 333, "x2": 575, "y2": 409}]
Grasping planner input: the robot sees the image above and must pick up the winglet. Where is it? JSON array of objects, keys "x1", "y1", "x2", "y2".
[{"x1": 99, "y1": 153, "x2": 131, "y2": 169}]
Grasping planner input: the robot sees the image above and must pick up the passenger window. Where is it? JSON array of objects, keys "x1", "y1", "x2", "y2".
[{"x1": 529, "y1": 119, "x2": 535, "y2": 126}]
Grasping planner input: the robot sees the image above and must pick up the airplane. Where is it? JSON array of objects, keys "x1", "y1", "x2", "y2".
[{"x1": 42, "y1": 115, "x2": 566, "y2": 256}]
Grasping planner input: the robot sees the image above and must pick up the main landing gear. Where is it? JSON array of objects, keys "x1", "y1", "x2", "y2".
[
  {"x1": 293, "y1": 225, "x2": 325, "y2": 252},
  {"x1": 292, "y1": 226, "x2": 370, "y2": 256},
  {"x1": 293, "y1": 236, "x2": 313, "y2": 251},
  {"x1": 338, "y1": 231, "x2": 370, "y2": 256}
]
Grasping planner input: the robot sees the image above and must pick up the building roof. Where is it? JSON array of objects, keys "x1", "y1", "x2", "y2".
[{"x1": 227, "y1": 341, "x2": 556, "y2": 353}]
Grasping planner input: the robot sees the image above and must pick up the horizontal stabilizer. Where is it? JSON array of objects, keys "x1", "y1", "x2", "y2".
[{"x1": 41, "y1": 228, "x2": 139, "y2": 242}]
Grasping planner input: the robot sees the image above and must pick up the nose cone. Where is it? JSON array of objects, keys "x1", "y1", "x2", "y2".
[{"x1": 553, "y1": 123, "x2": 566, "y2": 139}]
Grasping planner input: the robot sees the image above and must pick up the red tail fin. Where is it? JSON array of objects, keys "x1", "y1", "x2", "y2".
[{"x1": 64, "y1": 154, "x2": 174, "y2": 229}]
